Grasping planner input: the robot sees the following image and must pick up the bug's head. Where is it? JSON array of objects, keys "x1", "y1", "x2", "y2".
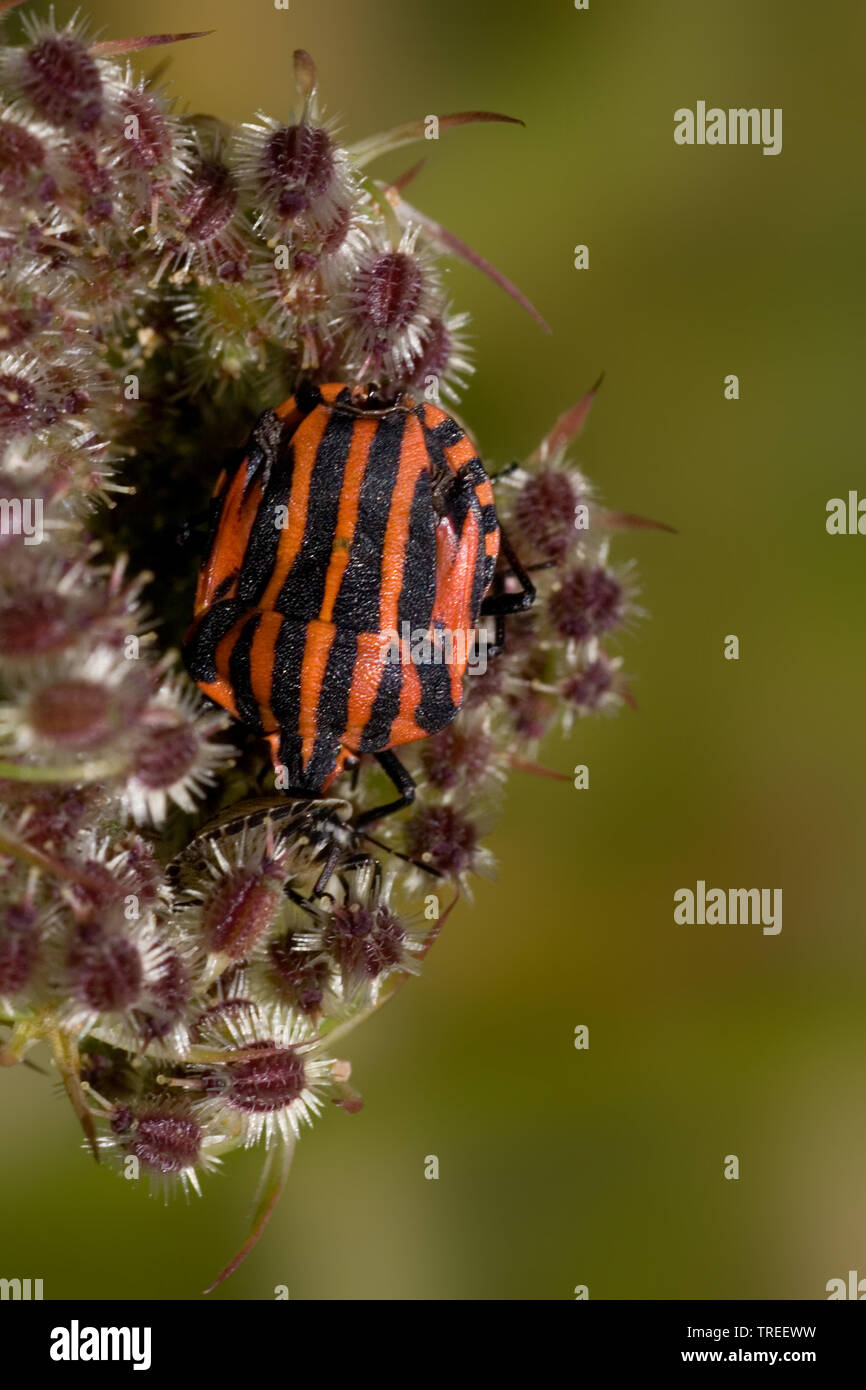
[{"x1": 345, "y1": 383, "x2": 413, "y2": 416}]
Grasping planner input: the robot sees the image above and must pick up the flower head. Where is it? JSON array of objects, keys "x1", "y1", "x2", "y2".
[
  {"x1": 99, "y1": 1096, "x2": 222, "y2": 1197},
  {"x1": 193, "y1": 1003, "x2": 333, "y2": 1147}
]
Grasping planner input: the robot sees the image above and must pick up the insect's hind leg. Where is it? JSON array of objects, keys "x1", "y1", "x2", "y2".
[
  {"x1": 354, "y1": 749, "x2": 416, "y2": 829},
  {"x1": 478, "y1": 519, "x2": 543, "y2": 659},
  {"x1": 480, "y1": 522, "x2": 537, "y2": 618}
]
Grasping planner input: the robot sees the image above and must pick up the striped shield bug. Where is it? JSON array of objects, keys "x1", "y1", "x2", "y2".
[{"x1": 184, "y1": 381, "x2": 534, "y2": 823}]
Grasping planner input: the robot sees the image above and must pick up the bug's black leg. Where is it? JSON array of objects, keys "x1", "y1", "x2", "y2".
[
  {"x1": 484, "y1": 569, "x2": 553, "y2": 658},
  {"x1": 481, "y1": 611, "x2": 508, "y2": 661},
  {"x1": 481, "y1": 615, "x2": 507, "y2": 661},
  {"x1": 348, "y1": 756, "x2": 362, "y2": 794},
  {"x1": 359, "y1": 830, "x2": 444, "y2": 880},
  {"x1": 480, "y1": 522, "x2": 536, "y2": 617},
  {"x1": 477, "y1": 569, "x2": 508, "y2": 659},
  {"x1": 313, "y1": 814, "x2": 404, "y2": 897},
  {"x1": 312, "y1": 837, "x2": 346, "y2": 898},
  {"x1": 284, "y1": 883, "x2": 320, "y2": 915},
  {"x1": 339, "y1": 852, "x2": 382, "y2": 880},
  {"x1": 354, "y1": 750, "x2": 416, "y2": 829}
]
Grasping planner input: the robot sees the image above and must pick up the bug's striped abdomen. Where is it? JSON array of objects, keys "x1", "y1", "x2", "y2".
[{"x1": 185, "y1": 383, "x2": 503, "y2": 795}]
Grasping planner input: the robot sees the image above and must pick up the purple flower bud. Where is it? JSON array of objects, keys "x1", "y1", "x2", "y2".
[
  {"x1": 66, "y1": 918, "x2": 144, "y2": 1012},
  {"x1": 561, "y1": 657, "x2": 614, "y2": 712},
  {"x1": 548, "y1": 565, "x2": 623, "y2": 641},
  {"x1": 407, "y1": 317, "x2": 453, "y2": 383},
  {"x1": 131, "y1": 718, "x2": 198, "y2": 791},
  {"x1": 420, "y1": 724, "x2": 493, "y2": 791},
  {"x1": 137, "y1": 951, "x2": 191, "y2": 1043},
  {"x1": 181, "y1": 160, "x2": 238, "y2": 244},
  {"x1": 291, "y1": 249, "x2": 319, "y2": 274},
  {"x1": 29, "y1": 678, "x2": 115, "y2": 749},
  {"x1": 66, "y1": 138, "x2": 114, "y2": 219},
  {"x1": 513, "y1": 467, "x2": 580, "y2": 562},
  {"x1": 115, "y1": 89, "x2": 173, "y2": 173},
  {"x1": 260, "y1": 123, "x2": 335, "y2": 216},
  {"x1": 354, "y1": 250, "x2": 423, "y2": 332},
  {"x1": 120, "y1": 837, "x2": 162, "y2": 906},
  {"x1": 201, "y1": 869, "x2": 284, "y2": 961},
  {"x1": 120, "y1": 1108, "x2": 204, "y2": 1174},
  {"x1": 223, "y1": 1041, "x2": 307, "y2": 1113},
  {"x1": 151, "y1": 950, "x2": 190, "y2": 1017},
  {"x1": 406, "y1": 804, "x2": 479, "y2": 877},
  {"x1": 506, "y1": 685, "x2": 553, "y2": 741},
  {"x1": 0, "y1": 307, "x2": 41, "y2": 350},
  {"x1": 72, "y1": 861, "x2": 126, "y2": 913},
  {"x1": 20, "y1": 35, "x2": 103, "y2": 132},
  {"x1": 0, "y1": 594, "x2": 72, "y2": 656},
  {"x1": 324, "y1": 901, "x2": 406, "y2": 984},
  {"x1": 0, "y1": 783, "x2": 90, "y2": 849},
  {"x1": 268, "y1": 932, "x2": 329, "y2": 1017}
]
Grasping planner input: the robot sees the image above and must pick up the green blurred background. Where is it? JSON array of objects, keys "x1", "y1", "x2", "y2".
[{"x1": 4, "y1": 0, "x2": 865, "y2": 1300}]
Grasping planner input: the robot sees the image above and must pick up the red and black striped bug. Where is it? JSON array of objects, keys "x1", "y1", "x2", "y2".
[{"x1": 184, "y1": 380, "x2": 534, "y2": 825}]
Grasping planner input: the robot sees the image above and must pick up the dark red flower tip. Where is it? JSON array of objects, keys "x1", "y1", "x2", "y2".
[
  {"x1": 261, "y1": 123, "x2": 334, "y2": 216},
  {"x1": 561, "y1": 657, "x2": 615, "y2": 711},
  {"x1": 269, "y1": 933, "x2": 329, "y2": 1016},
  {"x1": 29, "y1": 678, "x2": 116, "y2": 750},
  {"x1": 66, "y1": 918, "x2": 144, "y2": 1012},
  {"x1": 324, "y1": 901, "x2": 405, "y2": 982},
  {"x1": 548, "y1": 565, "x2": 624, "y2": 642},
  {"x1": 354, "y1": 251, "x2": 423, "y2": 331},
  {"x1": 0, "y1": 783, "x2": 90, "y2": 849},
  {"x1": 506, "y1": 685, "x2": 554, "y2": 741},
  {"x1": 406, "y1": 804, "x2": 479, "y2": 877},
  {"x1": 420, "y1": 723, "x2": 493, "y2": 791},
  {"x1": 181, "y1": 160, "x2": 237, "y2": 243},
  {"x1": 513, "y1": 466, "x2": 580, "y2": 563},
  {"x1": 0, "y1": 593, "x2": 74, "y2": 656},
  {"x1": 223, "y1": 1042, "x2": 306, "y2": 1113},
  {"x1": 131, "y1": 718, "x2": 198, "y2": 790},
  {"x1": 115, "y1": 89, "x2": 173, "y2": 173},
  {"x1": 201, "y1": 870, "x2": 283, "y2": 960},
  {"x1": 21, "y1": 35, "x2": 103, "y2": 131},
  {"x1": 0, "y1": 302, "x2": 50, "y2": 350},
  {"x1": 137, "y1": 950, "x2": 191, "y2": 1043},
  {"x1": 71, "y1": 860, "x2": 126, "y2": 913},
  {"x1": 123, "y1": 1109, "x2": 203, "y2": 1173}
]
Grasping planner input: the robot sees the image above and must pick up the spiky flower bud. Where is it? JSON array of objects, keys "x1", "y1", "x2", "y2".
[
  {"x1": 512, "y1": 465, "x2": 584, "y2": 563},
  {"x1": 101, "y1": 1099, "x2": 220, "y2": 1196},
  {"x1": 547, "y1": 564, "x2": 625, "y2": 641},
  {"x1": 5, "y1": 19, "x2": 104, "y2": 132}
]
